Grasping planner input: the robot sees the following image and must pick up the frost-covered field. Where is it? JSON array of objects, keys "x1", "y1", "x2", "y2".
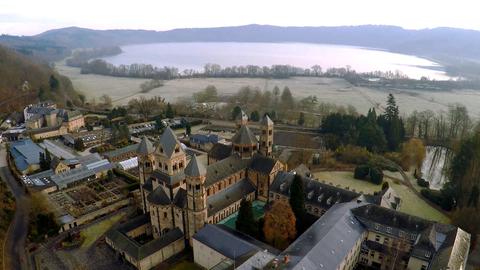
[{"x1": 57, "y1": 63, "x2": 480, "y2": 116}]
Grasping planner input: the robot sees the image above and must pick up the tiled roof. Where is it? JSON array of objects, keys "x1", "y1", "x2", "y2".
[
  {"x1": 137, "y1": 137, "x2": 154, "y2": 155},
  {"x1": 207, "y1": 178, "x2": 255, "y2": 216},
  {"x1": 231, "y1": 125, "x2": 257, "y2": 145},
  {"x1": 173, "y1": 188, "x2": 187, "y2": 208},
  {"x1": 158, "y1": 127, "x2": 181, "y2": 157},
  {"x1": 208, "y1": 143, "x2": 232, "y2": 161},
  {"x1": 151, "y1": 170, "x2": 185, "y2": 186},
  {"x1": 193, "y1": 224, "x2": 278, "y2": 261},
  {"x1": 260, "y1": 115, "x2": 273, "y2": 126},
  {"x1": 205, "y1": 155, "x2": 251, "y2": 187},
  {"x1": 185, "y1": 155, "x2": 206, "y2": 177},
  {"x1": 249, "y1": 154, "x2": 278, "y2": 175},
  {"x1": 147, "y1": 186, "x2": 171, "y2": 205},
  {"x1": 270, "y1": 171, "x2": 360, "y2": 210},
  {"x1": 274, "y1": 201, "x2": 368, "y2": 270},
  {"x1": 106, "y1": 216, "x2": 184, "y2": 261}
]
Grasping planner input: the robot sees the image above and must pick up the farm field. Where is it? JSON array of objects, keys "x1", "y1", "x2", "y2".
[
  {"x1": 312, "y1": 171, "x2": 450, "y2": 223},
  {"x1": 56, "y1": 62, "x2": 480, "y2": 116}
]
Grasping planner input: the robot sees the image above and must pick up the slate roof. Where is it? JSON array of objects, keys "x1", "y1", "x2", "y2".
[
  {"x1": 51, "y1": 159, "x2": 113, "y2": 189},
  {"x1": 173, "y1": 188, "x2": 187, "y2": 208},
  {"x1": 106, "y1": 215, "x2": 184, "y2": 261},
  {"x1": 158, "y1": 127, "x2": 181, "y2": 157},
  {"x1": 151, "y1": 170, "x2": 185, "y2": 186},
  {"x1": 143, "y1": 179, "x2": 153, "y2": 192},
  {"x1": 351, "y1": 204, "x2": 433, "y2": 234},
  {"x1": 231, "y1": 125, "x2": 258, "y2": 145},
  {"x1": 9, "y1": 138, "x2": 44, "y2": 172},
  {"x1": 207, "y1": 178, "x2": 255, "y2": 216},
  {"x1": 260, "y1": 115, "x2": 273, "y2": 126},
  {"x1": 274, "y1": 201, "x2": 368, "y2": 270},
  {"x1": 193, "y1": 224, "x2": 278, "y2": 261},
  {"x1": 185, "y1": 155, "x2": 206, "y2": 177},
  {"x1": 208, "y1": 143, "x2": 232, "y2": 161},
  {"x1": 137, "y1": 137, "x2": 154, "y2": 155},
  {"x1": 249, "y1": 154, "x2": 278, "y2": 175},
  {"x1": 270, "y1": 172, "x2": 360, "y2": 210},
  {"x1": 205, "y1": 155, "x2": 251, "y2": 187},
  {"x1": 147, "y1": 186, "x2": 171, "y2": 205}
]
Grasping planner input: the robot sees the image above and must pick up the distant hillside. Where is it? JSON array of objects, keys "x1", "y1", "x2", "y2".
[
  {"x1": 3, "y1": 24, "x2": 480, "y2": 75},
  {"x1": 0, "y1": 45, "x2": 80, "y2": 115}
]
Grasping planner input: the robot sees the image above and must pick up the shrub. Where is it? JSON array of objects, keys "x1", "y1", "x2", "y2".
[
  {"x1": 370, "y1": 167, "x2": 384, "y2": 185},
  {"x1": 335, "y1": 145, "x2": 371, "y2": 165},
  {"x1": 417, "y1": 178, "x2": 430, "y2": 188},
  {"x1": 421, "y1": 189, "x2": 453, "y2": 211},
  {"x1": 354, "y1": 165, "x2": 370, "y2": 180},
  {"x1": 382, "y1": 181, "x2": 389, "y2": 190}
]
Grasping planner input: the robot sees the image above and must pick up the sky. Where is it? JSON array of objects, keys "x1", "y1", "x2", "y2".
[{"x1": 1, "y1": 0, "x2": 480, "y2": 35}]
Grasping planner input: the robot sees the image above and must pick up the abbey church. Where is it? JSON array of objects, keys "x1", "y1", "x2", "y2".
[{"x1": 106, "y1": 113, "x2": 286, "y2": 270}]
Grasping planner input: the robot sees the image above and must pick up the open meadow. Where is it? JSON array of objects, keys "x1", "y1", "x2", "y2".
[
  {"x1": 313, "y1": 171, "x2": 450, "y2": 224},
  {"x1": 57, "y1": 62, "x2": 480, "y2": 116}
]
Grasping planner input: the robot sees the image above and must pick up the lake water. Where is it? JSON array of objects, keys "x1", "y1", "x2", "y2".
[{"x1": 101, "y1": 42, "x2": 449, "y2": 80}]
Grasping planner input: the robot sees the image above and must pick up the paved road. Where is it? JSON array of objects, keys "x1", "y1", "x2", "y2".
[{"x1": 1, "y1": 143, "x2": 30, "y2": 270}]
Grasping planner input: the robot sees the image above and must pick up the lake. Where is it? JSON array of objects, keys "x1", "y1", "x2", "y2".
[{"x1": 101, "y1": 42, "x2": 449, "y2": 80}]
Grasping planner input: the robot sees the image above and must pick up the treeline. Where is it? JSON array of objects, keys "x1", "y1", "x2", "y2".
[
  {"x1": 80, "y1": 59, "x2": 179, "y2": 80},
  {"x1": 65, "y1": 46, "x2": 122, "y2": 67},
  {"x1": 404, "y1": 105, "x2": 472, "y2": 142},
  {"x1": 321, "y1": 94, "x2": 405, "y2": 153}
]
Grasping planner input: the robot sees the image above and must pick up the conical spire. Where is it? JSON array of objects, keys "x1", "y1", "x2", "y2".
[
  {"x1": 159, "y1": 127, "x2": 181, "y2": 157},
  {"x1": 137, "y1": 136, "x2": 154, "y2": 155},
  {"x1": 260, "y1": 114, "x2": 273, "y2": 126},
  {"x1": 185, "y1": 155, "x2": 206, "y2": 177}
]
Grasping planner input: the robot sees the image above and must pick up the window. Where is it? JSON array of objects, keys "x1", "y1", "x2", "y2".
[
  {"x1": 175, "y1": 147, "x2": 180, "y2": 153},
  {"x1": 269, "y1": 130, "x2": 272, "y2": 135},
  {"x1": 163, "y1": 212, "x2": 167, "y2": 218},
  {"x1": 179, "y1": 162, "x2": 184, "y2": 168},
  {"x1": 421, "y1": 265, "x2": 427, "y2": 270},
  {"x1": 375, "y1": 235, "x2": 381, "y2": 242},
  {"x1": 234, "y1": 146, "x2": 240, "y2": 151},
  {"x1": 262, "y1": 130, "x2": 267, "y2": 135},
  {"x1": 195, "y1": 184, "x2": 200, "y2": 191},
  {"x1": 386, "y1": 227, "x2": 392, "y2": 233},
  {"x1": 243, "y1": 147, "x2": 249, "y2": 152}
]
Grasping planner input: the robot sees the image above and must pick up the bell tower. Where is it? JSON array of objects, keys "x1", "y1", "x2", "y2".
[
  {"x1": 137, "y1": 136, "x2": 155, "y2": 213},
  {"x1": 185, "y1": 155, "x2": 207, "y2": 243},
  {"x1": 259, "y1": 115, "x2": 274, "y2": 157}
]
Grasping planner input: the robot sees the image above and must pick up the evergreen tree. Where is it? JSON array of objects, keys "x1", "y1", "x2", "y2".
[
  {"x1": 232, "y1": 106, "x2": 242, "y2": 120},
  {"x1": 281, "y1": 86, "x2": 294, "y2": 109},
  {"x1": 298, "y1": 112, "x2": 305, "y2": 126},
  {"x1": 468, "y1": 185, "x2": 480, "y2": 208},
  {"x1": 39, "y1": 152, "x2": 47, "y2": 170},
  {"x1": 250, "y1": 111, "x2": 260, "y2": 122},
  {"x1": 45, "y1": 150, "x2": 52, "y2": 169},
  {"x1": 379, "y1": 94, "x2": 405, "y2": 151},
  {"x1": 165, "y1": 103, "x2": 175, "y2": 119},
  {"x1": 289, "y1": 174, "x2": 306, "y2": 233},
  {"x1": 236, "y1": 199, "x2": 257, "y2": 237},
  {"x1": 185, "y1": 122, "x2": 192, "y2": 136},
  {"x1": 357, "y1": 121, "x2": 387, "y2": 152}
]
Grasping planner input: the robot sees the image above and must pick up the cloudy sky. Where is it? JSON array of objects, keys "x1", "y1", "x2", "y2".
[{"x1": 1, "y1": 0, "x2": 479, "y2": 35}]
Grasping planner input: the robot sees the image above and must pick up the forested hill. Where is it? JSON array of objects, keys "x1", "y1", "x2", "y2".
[
  {"x1": 0, "y1": 45, "x2": 80, "y2": 114},
  {"x1": 3, "y1": 25, "x2": 480, "y2": 64}
]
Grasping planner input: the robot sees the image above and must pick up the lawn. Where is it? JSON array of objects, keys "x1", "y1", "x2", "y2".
[
  {"x1": 218, "y1": 200, "x2": 265, "y2": 229},
  {"x1": 313, "y1": 171, "x2": 381, "y2": 195},
  {"x1": 312, "y1": 171, "x2": 450, "y2": 224},
  {"x1": 80, "y1": 212, "x2": 126, "y2": 248}
]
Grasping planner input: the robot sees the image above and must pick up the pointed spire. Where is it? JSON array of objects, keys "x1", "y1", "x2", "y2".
[
  {"x1": 137, "y1": 136, "x2": 154, "y2": 155},
  {"x1": 185, "y1": 155, "x2": 206, "y2": 177},
  {"x1": 260, "y1": 114, "x2": 273, "y2": 126},
  {"x1": 159, "y1": 127, "x2": 181, "y2": 157}
]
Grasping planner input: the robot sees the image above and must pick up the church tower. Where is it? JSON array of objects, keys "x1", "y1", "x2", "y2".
[
  {"x1": 236, "y1": 109, "x2": 248, "y2": 128},
  {"x1": 185, "y1": 155, "x2": 207, "y2": 243},
  {"x1": 137, "y1": 136, "x2": 155, "y2": 213},
  {"x1": 259, "y1": 115, "x2": 274, "y2": 157}
]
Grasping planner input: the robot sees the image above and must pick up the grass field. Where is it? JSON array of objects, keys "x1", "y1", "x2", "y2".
[
  {"x1": 56, "y1": 62, "x2": 480, "y2": 116},
  {"x1": 313, "y1": 171, "x2": 450, "y2": 223},
  {"x1": 80, "y1": 212, "x2": 126, "y2": 248}
]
